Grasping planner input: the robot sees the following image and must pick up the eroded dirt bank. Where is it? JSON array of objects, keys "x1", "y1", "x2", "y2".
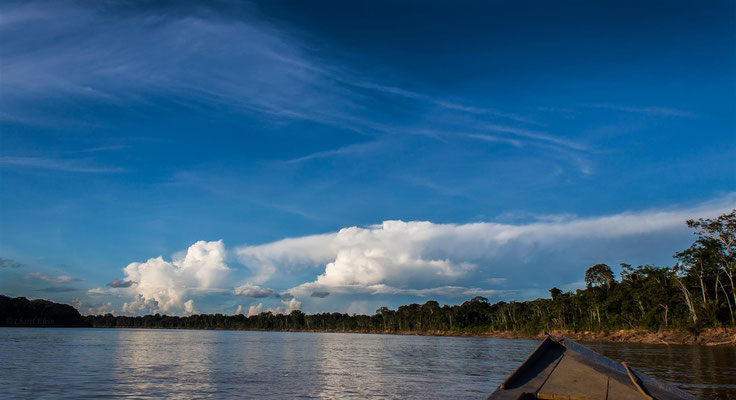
[
  {"x1": 544, "y1": 327, "x2": 736, "y2": 346},
  {"x1": 371, "y1": 327, "x2": 736, "y2": 346},
  {"x1": 95, "y1": 325, "x2": 736, "y2": 345}
]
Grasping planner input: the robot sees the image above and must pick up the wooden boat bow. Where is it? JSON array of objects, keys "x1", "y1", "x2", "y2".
[{"x1": 487, "y1": 335, "x2": 697, "y2": 400}]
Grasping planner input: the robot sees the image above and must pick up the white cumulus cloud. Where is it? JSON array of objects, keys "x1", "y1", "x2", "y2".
[
  {"x1": 236, "y1": 196, "x2": 736, "y2": 305},
  {"x1": 120, "y1": 240, "x2": 230, "y2": 314},
  {"x1": 183, "y1": 299, "x2": 197, "y2": 315},
  {"x1": 246, "y1": 299, "x2": 301, "y2": 316},
  {"x1": 270, "y1": 298, "x2": 301, "y2": 315},
  {"x1": 234, "y1": 283, "x2": 273, "y2": 298},
  {"x1": 247, "y1": 303, "x2": 264, "y2": 316},
  {"x1": 236, "y1": 233, "x2": 337, "y2": 284},
  {"x1": 102, "y1": 196, "x2": 734, "y2": 314}
]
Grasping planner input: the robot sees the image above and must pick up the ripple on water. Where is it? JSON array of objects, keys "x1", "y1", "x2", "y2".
[{"x1": 0, "y1": 328, "x2": 733, "y2": 399}]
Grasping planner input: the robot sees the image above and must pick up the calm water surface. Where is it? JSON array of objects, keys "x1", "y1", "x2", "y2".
[{"x1": 1, "y1": 328, "x2": 734, "y2": 399}]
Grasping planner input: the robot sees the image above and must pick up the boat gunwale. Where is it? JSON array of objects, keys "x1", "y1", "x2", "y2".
[
  {"x1": 488, "y1": 334, "x2": 699, "y2": 400},
  {"x1": 498, "y1": 335, "x2": 561, "y2": 390},
  {"x1": 557, "y1": 336, "x2": 698, "y2": 400}
]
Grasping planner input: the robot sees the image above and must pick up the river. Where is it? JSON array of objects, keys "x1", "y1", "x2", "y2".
[{"x1": 1, "y1": 328, "x2": 733, "y2": 399}]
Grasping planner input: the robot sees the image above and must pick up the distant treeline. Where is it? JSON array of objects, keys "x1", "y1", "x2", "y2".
[
  {"x1": 0, "y1": 295, "x2": 87, "y2": 327},
  {"x1": 5, "y1": 210, "x2": 736, "y2": 334}
]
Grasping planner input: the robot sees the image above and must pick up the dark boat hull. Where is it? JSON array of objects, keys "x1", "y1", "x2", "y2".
[{"x1": 487, "y1": 335, "x2": 697, "y2": 400}]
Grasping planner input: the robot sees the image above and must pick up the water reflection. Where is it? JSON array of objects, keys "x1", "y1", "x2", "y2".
[
  {"x1": 1, "y1": 328, "x2": 733, "y2": 399},
  {"x1": 110, "y1": 329, "x2": 219, "y2": 397},
  {"x1": 585, "y1": 341, "x2": 736, "y2": 400},
  {"x1": 312, "y1": 333, "x2": 539, "y2": 398}
]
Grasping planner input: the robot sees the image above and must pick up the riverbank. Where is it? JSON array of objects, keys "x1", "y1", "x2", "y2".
[
  {"x1": 547, "y1": 327, "x2": 736, "y2": 346},
  {"x1": 368, "y1": 327, "x2": 736, "y2": 346},
  {"x1": 240, "y1": 327, "x2": 736, "y2": 346},
  {"x1": 88, "y1": 325, "x2": 736, "y2": 346}
]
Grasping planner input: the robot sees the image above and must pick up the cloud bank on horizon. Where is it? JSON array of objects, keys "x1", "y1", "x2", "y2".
[{"x1": 90, "y1": 196, "x2": 735, "y2": 315}]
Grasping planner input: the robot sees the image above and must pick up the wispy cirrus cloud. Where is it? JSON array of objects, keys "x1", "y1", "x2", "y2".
[
  {"x1": 0, "y1": 258, "x2": 24, "y2": 268},
  {"x1": 0, "y1": 156, "x2": 125, "y2": 173},
  {"x1": 278, "y1": 140, "x2": 385, "y2": 165},
  {"x1": 465, "y1": 133, "x2": 523, "y2": 148},
  {"x1": 348, "y1": 80, "x2": 543, "y2": 126},
  {"x1": 1, "y1": 1, "x2": 355, "y2": 129},
  {"x1": 482, "y1": 124, "x2": 589, "y2": 152},
  {"x1": 585, "y1": 104, "x2": 697, "y2": 118},
  {"x1": 39, "y1": 286, "x2": 80, "y2": 293},
  {"x1": 0, "y1": 0, "x2": 591, "y2": 175},
  {"x1": 72, "y1": 144, "x2": 130, "y2": 154},
  {"x1": 25, "y1": 271, "x2": 81, "y2": 283}
]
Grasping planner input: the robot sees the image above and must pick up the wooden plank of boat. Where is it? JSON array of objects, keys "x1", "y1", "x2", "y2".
[{"x1": 487, "y1": 335, "x2": 697, "y2": 400}]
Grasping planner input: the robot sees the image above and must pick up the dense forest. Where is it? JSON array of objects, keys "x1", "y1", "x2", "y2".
[
  {"x1": 0, "y1": 295, "x2": 87, "y2": 327},
  {"x1": 5, "y1": 210, "x2": 735, "y2": 335}
]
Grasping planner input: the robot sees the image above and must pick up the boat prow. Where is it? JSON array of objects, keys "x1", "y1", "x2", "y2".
[{"x1": 488, "y1": 335, "x2": 697, "y2": 400}]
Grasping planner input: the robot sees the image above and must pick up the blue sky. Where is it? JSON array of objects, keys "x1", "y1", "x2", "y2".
[{"x1": 1, "y1": 0, "x2": 734, "y2": 316}]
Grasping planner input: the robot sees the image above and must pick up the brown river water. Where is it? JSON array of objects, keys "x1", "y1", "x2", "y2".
[{"x1": 1, "y1": 328, "x2": 734, "y2": 399}]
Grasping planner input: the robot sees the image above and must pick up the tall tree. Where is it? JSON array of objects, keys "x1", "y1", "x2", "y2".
[
  {"x1": 677, "y1": 210, "x2": 736, "y2": 324},
  {"x1": 585, "y1": 264, "x2": 615, "y2": 288}
]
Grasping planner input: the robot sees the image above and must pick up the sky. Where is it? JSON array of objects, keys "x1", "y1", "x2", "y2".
[{"x1": 1, "y1": 0, "x2": 734, "y2": 316}]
